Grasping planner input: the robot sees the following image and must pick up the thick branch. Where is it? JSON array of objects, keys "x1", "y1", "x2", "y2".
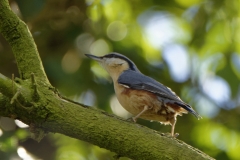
[
  {"x1": 0, "y1": 77, "x2": 214, "y2": 160},
  {"x1": 0, "y1": 0, "x2": 214, "y2": 160},
  {"x1": 0, "y1": 0, "x2": 49, "y2": 83},
  {"x1": 0, "y1": 79, "x2": 213, "y2": 160}
]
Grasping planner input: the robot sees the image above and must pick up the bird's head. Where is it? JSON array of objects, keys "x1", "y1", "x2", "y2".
[{"x1": 85, "y1": 52, "x2": 139, "y2": 81}]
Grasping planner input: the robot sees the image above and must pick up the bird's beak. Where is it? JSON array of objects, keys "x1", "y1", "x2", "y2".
[{"x1": 85, "y1": 54, "x2": 103, "y2": 62}]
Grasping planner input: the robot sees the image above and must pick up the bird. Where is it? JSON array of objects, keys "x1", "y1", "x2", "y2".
[{"x1": 85, "y1": 52, "x2": 201, "y2": 137}]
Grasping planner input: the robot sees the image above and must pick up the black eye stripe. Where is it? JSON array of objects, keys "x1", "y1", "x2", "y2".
[{"x1": 103, "y1": 53, "x2": 138, "y2": 71}]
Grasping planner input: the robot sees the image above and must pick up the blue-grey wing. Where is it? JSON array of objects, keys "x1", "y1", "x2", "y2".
[{"x1": 117, "y1": 70, "x2": 201, "y2": 119}]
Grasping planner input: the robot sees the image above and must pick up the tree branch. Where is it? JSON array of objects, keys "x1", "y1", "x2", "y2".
[
  {"x1": 0, "y1": 0, "x2": 214, "y2": 159},
  {"x1": 0, "y1": 78, "x2": 213, "y2": 160},
  {"x1": 0, "y1": 0, "x2": 49, "y2": 83},
  {"x1": 0, "y1": 73, "x2": 18, "y2": 97}
]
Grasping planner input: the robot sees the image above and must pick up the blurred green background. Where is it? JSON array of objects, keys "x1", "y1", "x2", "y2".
[{"x1": 0, "y1": 0, "x2": 240, "y2": 159}]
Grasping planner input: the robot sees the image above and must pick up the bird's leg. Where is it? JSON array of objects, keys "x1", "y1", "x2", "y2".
[
  {"x1": 132, "y1": 105, "x2": 149, "y2": 122},
  {"x1": 161, "y1": 118, "x2": 179, "y2": 138},
  {"x1": 171, "y1": 118, "x2": 177, "y2": 137}
]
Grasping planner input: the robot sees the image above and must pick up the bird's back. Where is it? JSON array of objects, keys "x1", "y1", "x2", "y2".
[{"x1": 118, "y1": 69, "x2": 201, "y2": 119}]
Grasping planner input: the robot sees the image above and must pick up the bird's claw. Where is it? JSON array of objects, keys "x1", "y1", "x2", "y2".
[
  {"x1": 160, "y1": 132, "x2": 179, "y2": 138},
  {"x1": 126, "y1": 117, "x2": 136, "y2": 122}
]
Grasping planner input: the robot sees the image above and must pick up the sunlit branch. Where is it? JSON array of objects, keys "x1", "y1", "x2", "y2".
[{"x1": 0, "y1": 0, "x2": 49, "y2": 83}]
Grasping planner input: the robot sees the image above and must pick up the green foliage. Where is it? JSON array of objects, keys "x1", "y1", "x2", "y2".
[{"x1": 0, "y1": 0, "x2": 239, "y2": 159}]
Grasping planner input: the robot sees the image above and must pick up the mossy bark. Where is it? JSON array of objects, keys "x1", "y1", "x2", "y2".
[{"x1": 0, "y1": 0, "x2": 214, "y2": 159}]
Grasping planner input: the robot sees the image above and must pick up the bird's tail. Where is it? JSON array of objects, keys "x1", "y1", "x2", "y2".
[{"x1": 174, "y1": 102, "x2": 202, "y2": 120}]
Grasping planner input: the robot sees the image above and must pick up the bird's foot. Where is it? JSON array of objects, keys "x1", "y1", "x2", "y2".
[
  {"x1": 160, "y1": 132, "x2": 179, "y2": 138},
  {"x1": 126, "y1": 117, "x2": 136, "y2": 122}
]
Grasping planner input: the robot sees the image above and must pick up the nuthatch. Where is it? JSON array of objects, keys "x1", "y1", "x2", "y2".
[{"x1": 85, "y1": 52, "x2": 201, "y2": 137}]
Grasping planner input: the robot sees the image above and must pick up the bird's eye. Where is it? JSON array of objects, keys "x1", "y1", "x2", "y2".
[{"x1": 112, "y1": 63, "x2": 123, "y2": 68}]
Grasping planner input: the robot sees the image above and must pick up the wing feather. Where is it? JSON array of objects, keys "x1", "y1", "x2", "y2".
[{"x1": 118, "y1": 70, "x2": 201, "y2": 119}]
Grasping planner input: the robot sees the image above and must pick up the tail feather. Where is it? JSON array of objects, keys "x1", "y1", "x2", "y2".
[{"x1": 174, "y1": 102, "x2": 202, "y2": 120}]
